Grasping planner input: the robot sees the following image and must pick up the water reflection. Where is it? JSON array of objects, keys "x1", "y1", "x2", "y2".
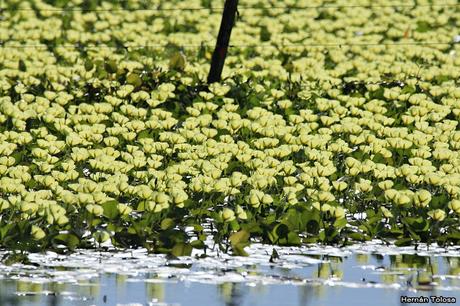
[
  {"x1": 0, "y1": 280, "x2": 62, "y2": 306},
  {"x1": 315, "y1": 256, "x2": 343, "y2": 280},
  {"x1": 298, "y1": 285, "x2": 315, "y2": 306},
  {"x1": 146, "y1": 282, "x2": 165, "y2": 303},
  {"x1": 0, "y1": 243, "x2": 459, "y2": 306},
  {"x1": 76, "y1": 277, "x2": 100, "y2": 301},
  {"x1": 356, "y1": 253, "x2": 369, "y2": 264},
  {"x1": 218, "y1": 282, "x2": 244, "y2": 306}
]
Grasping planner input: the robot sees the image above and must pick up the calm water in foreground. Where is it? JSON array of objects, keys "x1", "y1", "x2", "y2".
[{"x1": 0, "y1": 241, "x2": 459, "y2": 306}]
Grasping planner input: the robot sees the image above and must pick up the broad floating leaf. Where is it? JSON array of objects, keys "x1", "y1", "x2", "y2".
[
  {"x1": 53, "y1": 234, "x2": 80, "y2": 251},
  {"x1": 169, "y1": 51, "x2": 186, "y2": 71},
  {"x1": 102, "y1": 200, "x2": 119, "y2": 219},
  {"x1": 126, "y1": 73, "x2": 142, "y2": 87},
  {"x1": 171, "y1": 242, "x2": 193, "y2": 257},
  {"x1": 104, "y1": 60, "x2": 118, "y2": 74}
]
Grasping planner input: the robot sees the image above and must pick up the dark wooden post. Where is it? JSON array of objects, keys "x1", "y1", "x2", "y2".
[{"x1": 207, "y1": 0, "x2": 238, "y2": 84}]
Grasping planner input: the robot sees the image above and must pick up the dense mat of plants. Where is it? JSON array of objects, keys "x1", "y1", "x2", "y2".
[{"x1": 1, "y1": 0, "x2": 460, "y2": 256}]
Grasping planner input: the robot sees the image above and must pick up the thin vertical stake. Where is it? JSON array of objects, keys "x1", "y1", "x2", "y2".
[{"x1": 207, "y1": 0, "x2": 238, "y2": 84}]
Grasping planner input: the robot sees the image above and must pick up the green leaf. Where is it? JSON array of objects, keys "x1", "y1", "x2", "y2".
[
  {"x1": 282, "y1": 208, "x2": 302, "y2": 230},
  {"x1": 401, "y1": 85, "x2": 416, "y2": 94},
  {"x1": 0, "y1": 224, "x2": 13, "y2": 240},
  {"x1": 260, "y1": 26, "x2": 271, "y2": 42},
  {"x1": 107, "y1": 223, "x2": 119, "y2": 232},
  {"x1": 435, "y1": 75, "x2": 450, "y2": 84},
  {"x1": 104, "y1": 60, "x2": 118, "y2": 74},
  {"x1": 367, "y1": 215, "x2": 382, "y2": 226},
  {"x1": 25, "y1": 179, "x2": 37, "y2": 189},
  {"x1": 416, "y1": 21, "x2": 430, "y2": 33},
  {"x1": 53, "y1": 234, "x2": 80, "y2": 250},
  {"x1": 274, "y1": 223, "x2": 289, "y2": 239},
  {"x1": 169, "y1": 51, "x2": 186, "y2": 71},
  {"x1": 52, "y1": 0, "x2": 71, "y2": 8},
  {"x1": 137, "y1": 130, "x2": 152, "y2": 140},
  {"x1": 102, "y1": 200, "x2": 119, "y2": 219},
  {"x1": 303, "y1": 237, "x2": 318, "y2": 244},
  {"x1": 395, "y1": 238, "x2": 412, "y2": 247},
  {"x1": 318, "y1": 230, "x2": 326, "y2": 241},
  {"x1": 431, "y1": 194, "x2": 448, "y2": 209},
  {"x1": 402, "y1": 218, "x2": 422, "y2": 240},
  {"x1": 370, "y1": 87, "x2": 384, "y2": 99},
  {"x1": 91, "y1": 219, "x2": 102, "y2": 227},
  {"x1": 190, "y1": 240, "x2": 205, "y2": 249},
  {"x1": 389, "y1": 228, "x2": 404, "y2": 236},
  {"x1": 324, "y1": 227, "x2": 339, "y2": 241},
  {"x1": 160, "y1": 218, "x2": 175, "y2": 230},
  {"x1": 404, "y1": 217, "x2": 428, "y2": 232},
  {"x1": 334, "y1": 218, "x2": 347, "y2": 230},
  {"x1": 11, "y1": 150, "x2": 25, "y2": 163},
  {"x1": 84, "y1": 60, "x2": 94, "y2": 71},
  {"x1": 18, "y1": 60, "x2": 27, "y2": 72},
  {"x1": 446, "y1": 232, "x2": 460, "y2": 241},
  {"x1": 287, "y1": 232, "x2": 301, "y2": 245},
  {"x1": 229, "y1": 219, "x2": 240, "y2": 231},
  {"x1": 229, "y1": 230, "x2": 249, "y2": 246},
  {"x1": 97, "y1": 69, "x2": 108, "y2": 79},
  {"x1": 232, "y1": 243, "x2": 249, "y2": 256},
  {"x1": 126, "y1": 73, "x2": 142, "y2": 87},
  {"x1": 306, "y1": 219, "x2": 320, "y2": 234},
  {"x1": 137, "y1": 201, "x2": 145, "y2": 212},
  {"x1": 93, "y1": 230, "x2": 110, "y2": 244},
  {"x1": 372, "y1": 153, "x2": 386, "y2": 164},
  {"x1": 193, "y1": 224, "x2": 204, "y2": 232},
  {"x1": 348, "y1": 232, "x2": 368, "y2": 241},
  {"x1": 171, "y1": 243, "x2": 192, "y2": 257},
  {"x1": 241, "y1": 221, "x2": 262, "y2": 234},
  {"x1": 262, "y1": 214, "x2": 276, "y2": 226},
  {"x1": 160, "y1": 229, "x2": 187, "y2": 246}
]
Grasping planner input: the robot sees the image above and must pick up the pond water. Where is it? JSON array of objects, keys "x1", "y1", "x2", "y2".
[{"x1": 0, "y1": 241, "x2": 459, "y2": 306}]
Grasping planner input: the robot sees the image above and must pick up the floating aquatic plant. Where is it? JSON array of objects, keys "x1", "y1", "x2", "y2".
[{"x1": 0, "y1": 0, "x2": 460, "y2": 257}]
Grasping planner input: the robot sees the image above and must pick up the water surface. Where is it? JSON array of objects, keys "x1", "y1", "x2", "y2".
[{"x1": 1, "y1": 241, "x2": 459, "y2": 306}]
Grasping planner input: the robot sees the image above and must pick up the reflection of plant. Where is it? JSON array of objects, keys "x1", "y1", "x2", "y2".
[
  {"x1": 146, "y1": 282, "x2": 165, "y2": 303},
  {"x1": 446, "y1": 257, "x2": 460, "y2": 280},
  {"x1": 382, "y1": 254, "x2": 451, "y2": 288},
  {"x1": 315, "y1": 257, "x2": 344, "y2": 280},
  {"x1": 218, "y1": 283, "x2": 240, "y2": 306},
  {"x1": 16, "y1": 281, "x2": 43, "y2": 303},
  {"x1": 1, "y1": 0, "x2": 460, "y2": 257}
]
